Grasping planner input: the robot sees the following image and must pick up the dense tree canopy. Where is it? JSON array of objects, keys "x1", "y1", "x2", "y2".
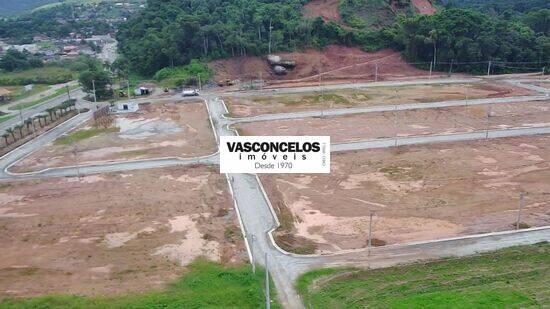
[
  {"x1": 0, "y1": 49, "x2": 43, "y2": 72},
  {"x1": 116, "y1": 0, "x2": 380, "y2": 75},
  {"x1": 397, "y1": 8, "x2": 549, "y2": 73}
]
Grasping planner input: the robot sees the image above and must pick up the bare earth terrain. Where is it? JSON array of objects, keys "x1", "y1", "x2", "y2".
[
  {"x1": 11, "y1": 101, "x2": 217, "y2": 173},
  {"x1": 210, "y1": 47, "x2": 434, "y2": 87},
  {"x1": 237, "y1": 101, "x2": 550, "y2": 142},
  {"x1": 225, "y1": 82, "x2": 533, "y2": 117},
  {"x1": 262, "y1": 135, "x2": 550, "y2": 254},
  {"x1": 0, "y1": 166, "x2": 245, "y2": 299},
  {"x1": 303, "y1": 0, "x2": 341, "y2": 22}
]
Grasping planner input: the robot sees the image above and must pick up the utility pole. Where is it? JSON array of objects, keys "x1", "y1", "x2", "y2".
[
  {"x1": 66, "y1": 84, "x2": 71, "y2": 101},
  {"x1": 259, "y1": 71, "x2": 263, "y2": 90},
  {"x1": 268, "y1": 19, "x2": 273, "y2": 54},
  {"x1": 487, "y1": 60, "x2": 492, "y2": 76},
  {"x1": 448, "y1": 59, "x2": 454, "y2": 77},
  {"x1": 73, "y1": 143, "x2": 81, "y2": 179},
  {"x1": 429, "y1": 61, "x2": 433, "y2": 78},
  {"x1": 485, "y1": 106, "x2": 492, "y2": 139},
  {"x1": 265, "y1": 253, "x2": 271, "y2": 309},
  {"x1": 197, "y1": 74, "x2": 202, "y2": 90},
  {"x1": 92, "y1": 80, "x2": 97, "y2": 104},
  {"x1": 250, "y1": 234, "x2": 256, "y2": 274},
  {"x1": 367, "y1": 211, "x2": 373, "y2": 248},
  {"x1": 516, "y1": 193, "x2": 525, "y2": 230},
  {"x1": 375, "y1": 64, "x2": 379, "y2": 82},
  {"x1": 127, "y1": 80, "x2": 131, "y2": 99}
]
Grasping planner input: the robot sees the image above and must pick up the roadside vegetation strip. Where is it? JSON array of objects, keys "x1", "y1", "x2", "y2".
[
  {"x1": 55, "y1": 127, "x2": 120, "y2": 145},
  {"x1": 0, "y1": 260, "x2": 279, "y2": 309},
  {"x1": 0, "y1": 114, "x2": 15, "y2": 124},
  {"x1": 297, "y1": 243, "x2": 549, "y2": 309},
  {"x1": 8, "y1": 85, "x2": 79, "y2": 111}
]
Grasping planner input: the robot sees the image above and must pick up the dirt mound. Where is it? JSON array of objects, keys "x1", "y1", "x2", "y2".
[
  {"x1": 303, "y1": 0, "x2": 341, "y2": 22},
  {"x1": 209, "y1": 46, "x2": 432, "y2": 88},
  {"x1": 412, "y1": 0, "x2": 436, "y2": 15}
]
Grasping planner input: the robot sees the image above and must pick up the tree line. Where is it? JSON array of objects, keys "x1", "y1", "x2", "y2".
[{"x1": 116, "y1": 0, "x2": 549, "y2": 77}]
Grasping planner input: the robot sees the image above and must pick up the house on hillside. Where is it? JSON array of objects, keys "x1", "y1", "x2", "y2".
[{"x1": 0, "y1": 88, "x2": 12, "y2": 103}]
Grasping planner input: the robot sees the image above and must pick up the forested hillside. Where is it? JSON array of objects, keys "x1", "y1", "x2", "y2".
[
  {"x1": 117, "y1": 0, "x2": 549, "y2": 77},
  {"x1": 0, "y1": 0, "x2": 58, "y2": 16},
  {"x1": 117, "y1": 0, "x2": 394, "y2": 75}
]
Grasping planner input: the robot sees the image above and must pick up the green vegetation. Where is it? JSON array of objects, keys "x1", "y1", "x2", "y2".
[
  {"x1": 0, "y1": 114, "x2": 16, "y2": 124},
  {"x1": 0, "y1": 49, "x2": 43, "y2": 72},
  {"x1": 339, "y1": 0, "x2": 413, "y2": 29},
  {"x1": 0, "y1": 66, "x2": 75, "y2": 86},
  {"x1": 0, "y1": 260, "x2": 278, "y2": 308},
  {"x1": 399, "y1": 8, "x2": 549, "y2": 74},
  {"x1": 297, "y1": 243, "x2": 549, "y2": 308},
  {"x1": 55, "y1": 127, "x2": 118, "y2": 145},
  {"x1": 8, "y1": 85, "x2": 78, "y2": 111},
  {"x1": 153, "y1": 59, "x2": 213, "y2": 88},
  {"x1": 3, "y1": 84, "x2": 50, "y2": 102}
]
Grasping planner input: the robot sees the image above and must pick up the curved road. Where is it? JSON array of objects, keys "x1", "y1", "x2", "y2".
[{"x1": 0, "y1": 76, "x2": 549, "y2": 308}]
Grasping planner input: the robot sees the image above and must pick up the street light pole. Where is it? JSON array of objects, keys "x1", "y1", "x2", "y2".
[
  {"x1": 92, "y1": 80, "x2": 97, "y2": 104},
  {"x1": 265, "y1": 252, "x2": 270, "y2": 309},
  {"x1": 516, "y1": 193, "x2": 525, "y2": 230}
]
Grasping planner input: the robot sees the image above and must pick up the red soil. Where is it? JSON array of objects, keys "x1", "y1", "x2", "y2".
[
  {"x1": 209, "y1": 46, "x2": 434, "y2": 88},
  {"x1": 412, "y1": 0, "x2": 436, "y2": 15},
  {"x1": 303, "y1": 0, "x2": 341, "y2": 22}
]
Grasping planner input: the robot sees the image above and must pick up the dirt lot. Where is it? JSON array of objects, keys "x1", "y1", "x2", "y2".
[
  {"x1": 225, "y1": 82, "x2": 533, "y2": 117},
  {"x1": 262, "y1": 135, "x2": 550, "y2": 254},
  {"x1": 210, "y1": 47, "x2": 434, "y2": 87},
  {"x1": 11, "y1": 101, "x2": 217, "y2": 173},
  {"x1": 0, "y1": 166, "x2": 245, "y2": 299},
  {"x1": 237, "y1": 101, "x2": 550, "y2": 142}
]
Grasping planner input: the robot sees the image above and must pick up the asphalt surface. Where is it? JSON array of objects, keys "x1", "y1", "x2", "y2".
[
  {"x1": 0, "y1": 88, "x2": 86, "y2": 132},
  {"x1": 1, "y1": 76, "x2": 549, "y2": 308}
]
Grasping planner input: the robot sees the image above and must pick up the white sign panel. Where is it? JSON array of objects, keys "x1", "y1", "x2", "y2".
[{"x1": 220, "y1": 136, "x2": 330, "y2": 174}]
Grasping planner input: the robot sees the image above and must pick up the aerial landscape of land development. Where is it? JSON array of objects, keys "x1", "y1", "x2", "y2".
[{"x1": 0, "y1": 0, "x2": 549, "y2": 308}]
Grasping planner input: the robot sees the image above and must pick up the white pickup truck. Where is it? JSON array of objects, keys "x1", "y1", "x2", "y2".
[{"x1": 181, "y1": 89, "x2": 200, "y2": 97}]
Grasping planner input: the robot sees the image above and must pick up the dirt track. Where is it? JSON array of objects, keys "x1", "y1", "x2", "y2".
[
  {"x1": 0, "y1": 166, "x2": 244, "y2": 298},
  {"x1": 263, "y1": 135, "x2": 550, "y2": 253}
]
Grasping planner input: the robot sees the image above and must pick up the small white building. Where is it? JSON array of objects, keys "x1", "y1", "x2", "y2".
[{"x1": 114, "y1": 101, "x2": 139, "y2": 113}]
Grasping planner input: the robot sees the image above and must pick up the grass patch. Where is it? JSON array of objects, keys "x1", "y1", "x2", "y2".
[
  {"x1": 297, "y1": 243, "x2": 549, "y2": 308},
  {"x1": 0, "y1": 114, "x2": 15, "y2": 124},
  {"x1": 55, "y1": 127, "x2": 119, "y2": 145},
  {"x1": 9, "y1": 85, "x2": 79, "y2": 111},
  {"x1": 0, "y1": 66, "x2": 75, "y2": 86},
  {"x1": 0, "y1": 260, "x2": 279, "y2": 308},
  {"x1": 3, "y1": 85, "x2": 50, "y2": 102}
]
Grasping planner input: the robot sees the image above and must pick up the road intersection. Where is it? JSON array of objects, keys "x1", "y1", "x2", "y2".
[{"x1": 1, "y1": 76, "x2": 549, "y2": 308}]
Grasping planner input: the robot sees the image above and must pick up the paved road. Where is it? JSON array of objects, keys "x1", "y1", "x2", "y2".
[
  {"x1": 226, "y1": 95, "x2": 549, "y2": 124},
  {"x1": 1, "y1": 77, "x2": 549, "y2": 308},
  {"x1": 0, "y1": 88, "x2": 85, "y2": 132},
  {"x1": 206, "y1": 96, "x2": 550, "y2": 308}
]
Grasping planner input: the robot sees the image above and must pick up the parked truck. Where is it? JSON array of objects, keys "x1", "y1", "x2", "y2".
[{"x1": 181, "y1": 89, "x2": 200, "y2": 97}]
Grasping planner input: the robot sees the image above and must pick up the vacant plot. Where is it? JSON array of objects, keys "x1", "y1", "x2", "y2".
[
  {"x1": 11, "y1": 101, "x2": 217, "y2": 173},
  {"x1": 225, "y1": 82, "x2": 532, "y2": 117},
  {"x1": 237, "y1": 101, "x2": 550, "y2": 142},
  {"x1": 262, "y1": 135, "x2": 550, "y2": 254},
  {"x1": 0, "y1": 166, "x2": 245, "y2": 299},
  {"x1": 297, "y1": 243, "x2": 549, "y2": 308}
]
